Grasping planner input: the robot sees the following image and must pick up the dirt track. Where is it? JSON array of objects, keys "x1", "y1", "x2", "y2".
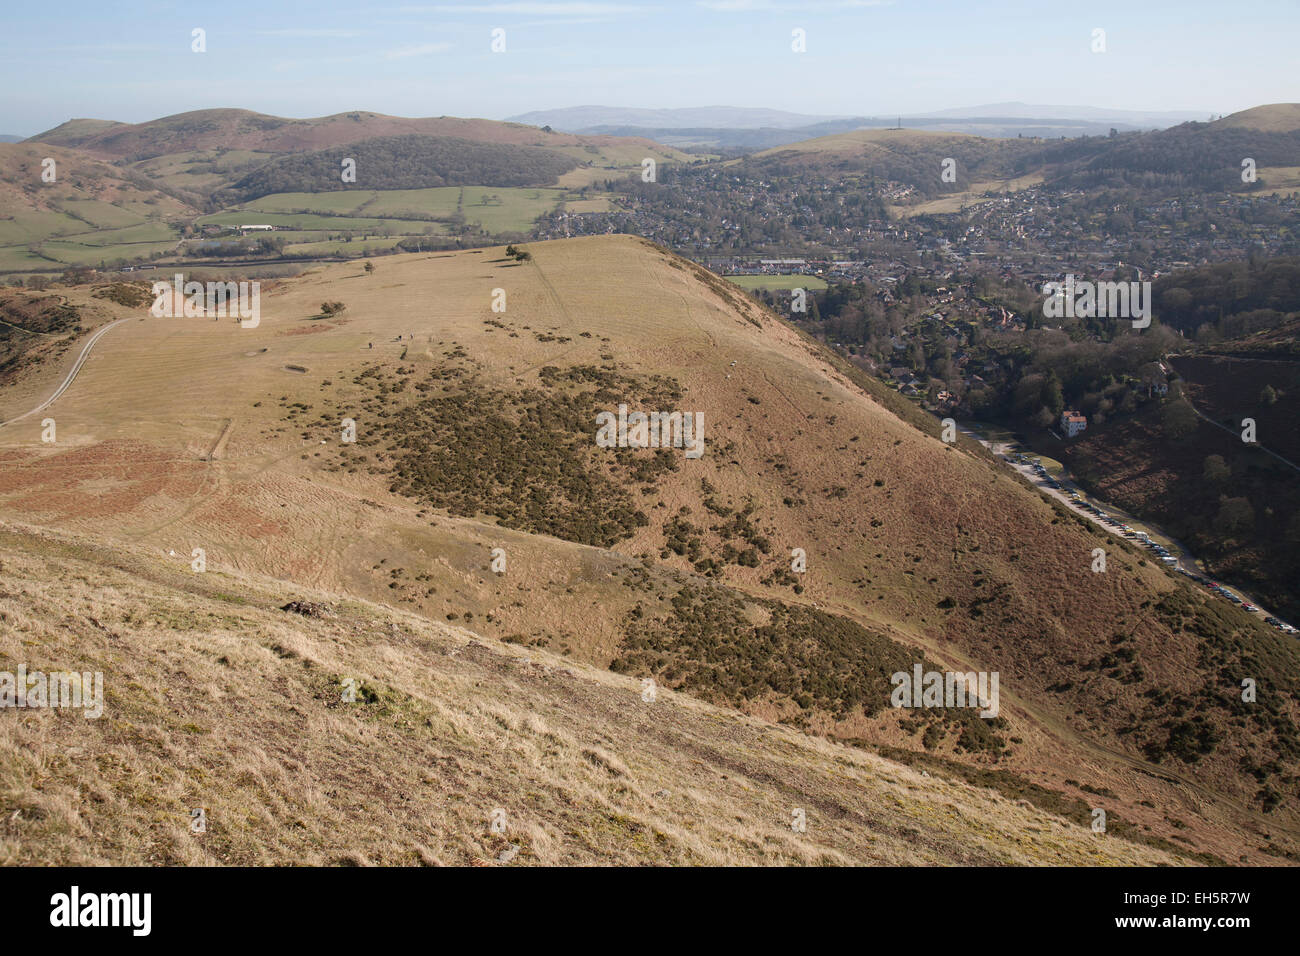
[{"x1": 0, "y1": 318, "x2": 128, "y2": 429}]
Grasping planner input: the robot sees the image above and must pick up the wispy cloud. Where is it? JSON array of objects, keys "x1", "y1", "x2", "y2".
[
  {"x1": 398, "y1": 3, "x2": 650, "y2": 15},
  {"x1": 384, "y1": 41, "x2": 455, "y2": 59},
  {"x1": 699, "y1": 0, "x2": 891, "y2": 11},
  {"x1": 256, "y1": 28, "x2": 368, "y2": 38}
]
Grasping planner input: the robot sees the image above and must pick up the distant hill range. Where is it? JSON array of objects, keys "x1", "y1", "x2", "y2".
[
  {"x1": 0, "y1": 135, "x2": 25, "y2": 143},
  {"x1": 0, "y1": 108, "x2": 690, "y2": 275},
  {"x1": 726, "y1": 105, "x2": 1300, "y2": 199},
  {"x1": 507, "y1": 105, "x2": 851, "y2": 130},
  {"x1": 5, "y1": 102, "x2": 1294, "y2": 276},
  {"x1": 29, "y1": 108, "x2": 668, "y2": 161},
  {"x1": 15, "y1": 108, "x2": 689, "y2": 209},
  {"x1": 509, "y1": 102, "x2": 1213, "y2": 149}
]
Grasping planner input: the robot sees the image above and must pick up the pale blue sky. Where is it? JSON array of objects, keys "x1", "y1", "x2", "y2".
[{"x1": 2, "y1": 0, "x2": 1296, "y2": 135}]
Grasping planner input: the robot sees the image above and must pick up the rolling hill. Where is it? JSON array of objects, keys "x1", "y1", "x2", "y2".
[
  {"x1": 29, "y1": 109, "x2": 677, "y2": 162},
  {"x1": 0, "y1": 142, "x2": 194, "y2": 273},
  {"x1": 26, "y1": 109, "x2": 691, "y2": 201},
  {"x1": 730, "y1": 104, "x2": 1300, "y2": 201},
  {"x1": 3, "y1": 110, "x2": 690, "y2": 274},
  {"x1": 0, "y1": 235, "x2": 1296, "y2": 865},
  {"x1": 1212, "y1": 104, "x2": 1300, "y2": 132}
]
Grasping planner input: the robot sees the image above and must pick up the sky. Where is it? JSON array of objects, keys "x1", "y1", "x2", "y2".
[{"x1": 1, "y1": 0, "x2": 1297, "y2": 136}]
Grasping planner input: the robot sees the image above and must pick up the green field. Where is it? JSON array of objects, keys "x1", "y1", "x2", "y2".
[
  {"x1": 232, "y1": 185, "x2": 570, "y2": 234},
  {"x1": 39, "y1": 239, "x2": 177, "y2": 267},
  {"x1": 0, "y1": 210, "x2": 89, "y2": 245},
  {"x1": 725, "y1": 273, "x2": 829, "y2": 291},
  {"x1": 0, "y1": 245, "x2": 58, "y2": 271},
  {"x1": 59, "y1": 198, "x2": 152, "y2": 230},
  {"x1": 63, "y1": 221, "x2": 176, "y2": 247},
  {"x1": 242, "y1": 192, "x2": 379, "y2": 216},
  {"x1": 4, "y1": 182, "x2": 590, "y2": 275},
  {"x1": 0, "y1": 214, "x2": 177, "y2": 271},
  {"x1": 195, "y1": 211, "x2": 401, "y2": 231}
]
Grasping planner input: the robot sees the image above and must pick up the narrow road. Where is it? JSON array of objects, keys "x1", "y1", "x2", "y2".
[
  {"x1": 1183, "y1": 396, "x2": 1300, "y2": 474},
  {"x1": 959, "y1": 425, "x2": 1295, "y2": 630},
  {"x1": 1165, "y1": 350, "x2": 1300, "y2": 474},
  {"x1": 0, "y1": 318, "x2": 128, "y2": 429}
]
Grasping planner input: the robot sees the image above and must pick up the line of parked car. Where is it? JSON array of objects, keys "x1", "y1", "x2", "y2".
[{"x1": 1004, "y1": 451, "x2": 1298, "y2": 636}]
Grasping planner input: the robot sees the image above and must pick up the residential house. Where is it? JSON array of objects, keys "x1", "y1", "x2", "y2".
[{"x1": 1062, "y1": 410, "x2": 1087, "y2": 438}]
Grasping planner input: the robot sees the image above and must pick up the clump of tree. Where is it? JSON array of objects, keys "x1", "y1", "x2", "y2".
[
  {"x1": 1153, "y1": 254, "x2": 1300, "y2": 341},
  {"x1": 1202, "y1": 454, "x2": 1231, "y2": 484},
  {"x1": 320, "y1": 301, "x2": 346, "y2": 316},
  {"x1": 1214, "y1": 496, "x2": 1256, "y2": 535},
  {"x1": 1161, "y1": 398, "x2": 1199, "y2": 439},
  {"x1": 505, "y1": 244, "x2": 532, "y2": 262}
]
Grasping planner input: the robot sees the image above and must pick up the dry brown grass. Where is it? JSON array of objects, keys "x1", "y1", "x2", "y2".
[
  {"x1": 1213, "y1": 104, "x2": 1300, "y2": 133},
  {"x1": 0, "y1": 522, "x2": 1176, "y2": 866}
]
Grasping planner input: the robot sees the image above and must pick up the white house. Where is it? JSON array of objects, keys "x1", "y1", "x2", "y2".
[{"x1": 1062, "y1": 410, "x2": 1087, "y2": 438}]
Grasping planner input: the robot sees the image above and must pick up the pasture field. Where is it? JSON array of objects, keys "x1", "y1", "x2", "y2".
[
  {"x1": 58, "y1": 198, "x2": 153, "y2": 230},
  {"x1": 725, "y1": 273, "x2": 828, "y2": 291},
  {"x1": 242, "y1": 191, "x2": 381, "y2": 216},
  {"x1": 38, "y1": 239, "x2": 177, "y2": 266},
  {"x1": 1241, "y1": 165, "x2": 1300, "y2": 196},
  {"x1": 60, "y1": 221, "x2": 176, "y2": 246},
  {"x1": 0, "y1": 210, "x2": 91, "y2": 245},
  {"x1": 195, "y1": 210, "x2": 401, "y2": 231},
  {"x1": 0, "y1": 245, "x2": 57, "y2": 271},
  {"x1": 236, "y1": 185, "x2": 571, "y2": 234}
]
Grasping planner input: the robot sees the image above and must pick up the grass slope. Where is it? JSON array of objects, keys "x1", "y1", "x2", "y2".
[
  {"x1": 0, "y1": 522, "x2": 1171, "y2": 866},
  {"x1": 0, "y1": 236, "x2": 1295, "y2": 864}
]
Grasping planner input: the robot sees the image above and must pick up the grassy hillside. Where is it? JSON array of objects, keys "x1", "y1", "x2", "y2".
[
  {"x1": 0, "y1": 236, "x2": 1296, "y2": 864},
  {"x1": 0, "y1": 143, "x2": 192, "y2": 273},
  {"x1": 1213, "y1": 104, "x2": 1300, "y2": 132},
  {"x1": 6, "y1": 110, "x2": 687, "y2": 274},
  {"x1": 719, "y1": 105, "x2": 1300, "y2": 207},
  {"x1": 27, "y1": 109, "x2": 689, "y2": 204},
  {"x1": 0, "y1": 521, "x2": 1178, "y2": 866}
]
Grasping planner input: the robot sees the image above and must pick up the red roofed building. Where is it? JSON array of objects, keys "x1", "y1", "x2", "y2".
[{"x1": 1061, "y1": 410, "x2": 1087, "y2": 438}]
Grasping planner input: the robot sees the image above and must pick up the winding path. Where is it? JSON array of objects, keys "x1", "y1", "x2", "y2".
[{"x1": 0, "y1": 318, "x2": 128, "y2": 429}]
